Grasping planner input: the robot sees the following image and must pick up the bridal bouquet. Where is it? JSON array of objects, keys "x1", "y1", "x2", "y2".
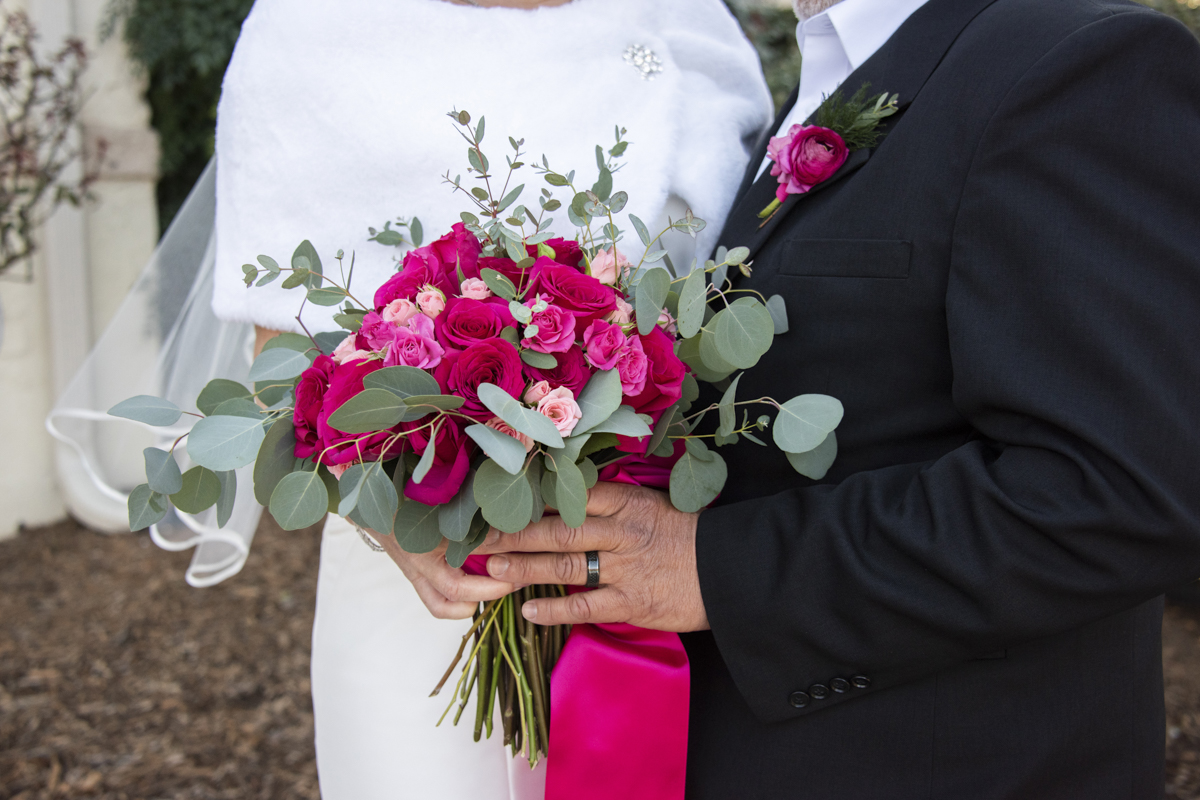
[{"x1": 110, "y1": 110, "x2": 844, "y2": 767}]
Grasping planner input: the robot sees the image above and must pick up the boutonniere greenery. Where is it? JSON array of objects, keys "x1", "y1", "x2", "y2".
[{"x1": 759, "y1": 84, "x2": 899, "y2": 224}]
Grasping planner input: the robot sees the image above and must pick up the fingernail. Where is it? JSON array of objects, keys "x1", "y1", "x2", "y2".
[
  {"x1": 485, "y1": 530, "x2": 500, "y2": 546},
  {"x1": 522, "y1": 602, "x2": 537, "y2": 621},
  {"x1": 488, "y1": 555, "x2": 509, "y2": 577}
]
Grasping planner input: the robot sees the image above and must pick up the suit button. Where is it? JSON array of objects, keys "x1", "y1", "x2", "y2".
[
  {"x1": 851, "y1": 675, "x2": 871, "y2": 689},
  {"x1": 830, "y1": 677, "x2": 850, "y2": 694},
  {"x1": 809, "y1": 684, "x2": 829, "y2": 700},
  {"x1": 789, "y1": 691, "x2": 811, "y2": 708}
]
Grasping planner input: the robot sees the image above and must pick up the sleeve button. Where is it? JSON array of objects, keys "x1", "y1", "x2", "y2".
[
  {"x1": 830, "y1": 677, "x2": 850, "y2": 694},
  {"x1": 851, "y1": 675, "x2": 871, "y2": 689},
  {"x1": 789, "y1": 691, "x2": 811, "y2": 708},
  {"x1": 809, "y1": 684, "x2": 829, "y2": 700}
]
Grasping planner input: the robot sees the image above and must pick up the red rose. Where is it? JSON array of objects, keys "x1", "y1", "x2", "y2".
[
  {"x1": 402, "y1": 417, "x2": 474, "y2": 505},
  {"x1": 526, "y1": 238, "x2": 583, "y2": 268},
  {"x1": 525, "y1": 344, "x2": 592, "y2": 397},
  {"x1": 374, "y1": 224, "x2": 482, "y2": 308},
  {"x1": 628, "y1": 326, "x2": 687, "y2": 416},
  {"x1": 529, "y1": 262, "x2": 617, "y2": 329},
  {"x1": 767, "y1": 124, "x2": 849, "y2": 203},
  {"x1": 435, "y1": 339, "x2": 524, "y2": 421},
  {"x1": 293, "y1": 354, "x2": 337, "y2": 459},
  {"x1": 435, "y1": 296, "x2": 516, "y2": 351},
  {"x1": 310, "y1": 357, "x2": 405, "y2": 466}
]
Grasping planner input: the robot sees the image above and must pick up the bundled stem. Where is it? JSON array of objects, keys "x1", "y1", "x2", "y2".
[{"x1": 435, "y1": 587, "x2": 568, "y2": 768}]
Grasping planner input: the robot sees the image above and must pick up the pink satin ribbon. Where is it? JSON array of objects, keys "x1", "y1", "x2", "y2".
[{"x1": 465, "y1": 450, "x2": 690, "y2": 800}]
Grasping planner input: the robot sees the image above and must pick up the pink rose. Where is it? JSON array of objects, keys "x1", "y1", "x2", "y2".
[
  {"x1": 582, "y1": 319, "x2": 629, "y2": 371},
  {"x1": 521, "y1": 295, "x2": 577, "y2": 354},
  {"x1": 537, "y1": 387, "x2": 582, "y2": 437},
  {"x1": 382, "y1": 298, "x2": 420, "y2": 326},
  {"x1": 403, "y1": 417, "x2": 473, "y2": 505},
  {"x1": 529, "y1": 262, "x2": 617, "y2": 329},
  {"x1": 767, "y1": 124, "x2": 849, "y2": 203},
  {"x1": 328, "y1": 462, "x2": 352, "y2": 479},
  {"x1": 416, "y1": 285, "x2": 446, "y2": 318},
  {"x1": 332, "y1": 335, "x2": 371, "y2": 365},
  {"x1": 615, "y1": 334, "x2": 649, "y2": 396},
  {"x1": 605, "y1": 297, "x2": 634, "y2": 326},
  {"x1": 434, "y1": 339, "x2": 525, "y2": 421},
  {"x1": 524, "y1": 380, "x2": 552, "y2": 405},
  {"x1": 435, "y1": 296, "x2": 515, "y2": 351},
  {"x1": 486, "y1": 416, "x2": 534, "y2": 453},
  {"x1": 382, "y1": 314, "x2": 445, "y2": 369},
  {"x1": 460, "y1": 278, "x2": 492, "y2": 300},
  {"x1": 590, "y1": 247, "x2": 632, "y2": 286},
  {"x1": 524, "y1": 345, "x2": 591, "y2": 397}
]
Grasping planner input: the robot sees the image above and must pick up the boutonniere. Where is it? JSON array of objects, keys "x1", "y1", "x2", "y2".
[{"x1": 758, "y1": 84, "x2": 899, "y2": 224}]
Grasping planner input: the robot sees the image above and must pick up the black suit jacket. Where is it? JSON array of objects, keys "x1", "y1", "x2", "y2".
[{"x1": 686, "y1": 0, "x2": 1200, "y2": 797}]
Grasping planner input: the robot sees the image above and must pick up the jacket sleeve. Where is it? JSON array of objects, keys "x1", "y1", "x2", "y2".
[{"x1": 696, "y1": 10, "x2": 1200, "y2": 724}]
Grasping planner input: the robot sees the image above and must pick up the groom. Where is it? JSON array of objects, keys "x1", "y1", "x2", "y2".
[{"x1": 478, "y1": 0, "x2": 1200, "y2": 795}]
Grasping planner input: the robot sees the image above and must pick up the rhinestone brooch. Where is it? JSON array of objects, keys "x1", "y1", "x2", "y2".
[{"x1": 623, "y1": 44, "x2": 664, "y2": 81}]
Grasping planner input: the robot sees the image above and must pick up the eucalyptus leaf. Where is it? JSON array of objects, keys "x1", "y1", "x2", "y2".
[
  {"x1": 128, "y1": 484, "x2": 168, "y2": 531},
  {"x1": 480, "y1": 268, "x2": 517, "y2": 301},
  {"x1": 262, "y1": 333, "x2": 315, "y2": 354},
  {"x1": 711, "y1": 263, "x2": 729, "y2": 292},
  {"x1": 270, "y1": 469, "x2": 330, "y2": 530},
  {"x1": 446, "y1": 513, "x2": 490, "y2": 568},
  {"x1": 579, "y1": 432, "x2": 619, "y2": 459},
  {"x1": 187, "y1": 415, "x2": 266, "y2": 472},
  {"x1": 527, "y1": 457, "x2": 545, "y2": 524},
  {"x1": 629, "y1": 214, "x2": 652, "y2": 247},
  {"x1": 307, "y1": 287, "x2": 346, "y2": 306},
  {"x1": 394, "y1": 499, "x2": 444, "y2": 554},
  {"x1": 670, "y1": 441, "x2": 728, "y2": 513},
  {"x1": 677, "y1": 267, "x2": 708, "y2": 339},
  {"x1": 698, "y1": 327, "x2": 738, "y2": 375},
  {"x1": 108, "y1": 395, "x2": 182, "y2": 427},
  {"x1": 548, "y1": 433, "x2": 591, "y2": 466},
  {"x1": 574, "y1": 369, "x2": 622, "y2": 434},
  {"x1": 679, "y1": 374, "x2": 700, "y2": 413},
  {"x1": 254, "y1": 418, "x2": 297, "y2": 505},
  {"x1": 592, "y1": 166, "x2": 613, "y2": 202},
  {"x1": 553, "y1": 457, "x2": 588, "y2": 528},
  {"x1": 314, "y1": 331, "x2": 349, "y2": 356},
  {"x1": 586, "y1": 405, "x2": 653, "y2": 438},
  {"x1": 773, "y1": 394, "x2": 844, "y2": 454},
  {"x1": 196, "y1": 379, "x2": 251, "y2": 416},
  {"x1": 578, "y1": 458, "x2": 598, "y2": 489},
  {"x1": 411, "y1": 421, "x2": 442, "y2": 484},
  {"x1": 521, "y1": 349, "x2": 558, "y2": 370},
  {"x1": 410, "y1": 217, "x2": 424, "y2": 248},
  {"x1": 248, "y1": 348, "x2": 311, "y2": 383},
  {"x1": 725, "y1": 246, "x2": 750, "y2": 265},
  {"x1": 787, "y1": 431, "x2": 838, "y2": 480},
  {"x1": 645, "y1": 404, "x2": 680, "y2": 457},
  {"x1": 319, "y1": 465, "x2": 341, "y2": 514},
  {"x1": 717, "y1": 374, "x2": 742, "y2": 438},
  {"x1": 713, "y1": 297, "x2": 775, "y2": 370},
  {"x1": 477, "y1": 383, "x2": 563, "y2": 448},
  {"x1": 635, "y1": 268, "x2": 671, "y2": 336},
  {"x1": 404, "y1": 395, "x2": 466, "y2": 413},
  {"x1": 292, "y1": 240, "x2": 323, "y2": 287},
  {"x1": 364, "y1": 366, "x2": 441, "y2": 399},
  {"x1": 474, "y1": 459, "x2": 534, "y2": 534},
  {"x1": 358, "y1": 465, "x2": 400, "y2": 535},
  {"x1": 766, "y1": 294, "x2": 789, "y2": 335},
  {"x1": 172, "y1": 466, "x2": 222, "y2": 514},
  {"x1": 337, "y1": 464, "x2": 368, "y2": 517},
  {"x1": 540, "y1": 466, "x2": 559, "y2": 510},
  {"x1": 144, "y1": 447, "x2": 183, "y2": 495},
  {"x1": 215, "y1": 470, "x2": 237, "y2": 527},
  {"x1": 212, "y1": 397, "x2": 264, "y2": 419},
  {"x1": 326, "y1": 388, "x2": 407, "y2": 433},
  {"x1": 466, "y1": 423, "x2": 528, "y2": 476},
  {"x1": 439, "y1": 474, "x2": 480, "y2": 542}
]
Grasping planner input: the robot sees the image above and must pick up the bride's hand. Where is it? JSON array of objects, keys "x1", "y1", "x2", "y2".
[{"x1": 361, "y1": 525, "x2": 516, "y2": 620}]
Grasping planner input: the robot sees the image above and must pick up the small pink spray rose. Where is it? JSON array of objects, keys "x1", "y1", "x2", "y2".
[
  {"x1": 459, "y1": 278, "x2": 492, "y2": 301},
  {"x1": 486, "y1": 416, "x2": 534, "y2": 453},
  {"x1": 524, "y1": 380, "x2": 553, "y2": 406},
  {"x1": 537, "y1": 387, "x2": 583, "y2": 437},
  {"x1": 416, "y1": 284, "x2": 447, "y2": 318},
  {"x1": 590, "y1": 247, "x2": 633, "y2": 286}
]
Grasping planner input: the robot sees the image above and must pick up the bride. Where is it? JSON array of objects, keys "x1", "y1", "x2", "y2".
[{"x1": 94, "y1": 0, "x2": 770, "y2": 797}]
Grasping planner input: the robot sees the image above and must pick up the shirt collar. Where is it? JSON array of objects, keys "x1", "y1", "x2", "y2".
[{"x1": 799, "y1": 0, "x2": 932, "y2": 70}]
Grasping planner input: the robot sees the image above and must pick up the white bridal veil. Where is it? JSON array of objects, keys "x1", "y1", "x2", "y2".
[{"x1": 46, "y1": 161, "x2": 265, "y2": 587}]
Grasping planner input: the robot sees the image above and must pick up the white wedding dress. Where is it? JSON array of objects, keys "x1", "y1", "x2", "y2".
[{"x1": 209, "y1": 1, "x2": 772, "y2": 798}]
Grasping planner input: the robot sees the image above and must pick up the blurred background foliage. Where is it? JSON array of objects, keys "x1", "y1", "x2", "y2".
[{"x1": 106, "y1": 0, "x2": 1200, "y2": 233}]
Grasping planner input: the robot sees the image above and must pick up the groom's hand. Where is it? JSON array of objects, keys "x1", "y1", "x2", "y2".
[{"x1": 475, "y1": 482, "x2": 710, "y2": 632}]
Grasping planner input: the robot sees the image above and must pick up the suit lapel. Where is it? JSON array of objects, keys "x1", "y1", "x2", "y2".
[{"x1": 719, "y1": 0, "x2": 1005, "y2": 262}]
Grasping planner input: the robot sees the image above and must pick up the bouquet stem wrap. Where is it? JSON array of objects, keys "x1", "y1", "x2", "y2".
[{"x1": 467, "y1": 459, "x2": 689, "y2": 800}]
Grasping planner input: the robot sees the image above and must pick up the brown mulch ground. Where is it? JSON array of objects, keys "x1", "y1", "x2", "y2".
[{"x1": 2, "y1": 517, "x2": 1199, "y2": 799}]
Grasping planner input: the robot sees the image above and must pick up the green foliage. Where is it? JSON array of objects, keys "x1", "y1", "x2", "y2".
[
  {"x1": 105, "y1": 0, "x2": 255, "y2": 230},
  {"x1": 813, "y1": 85, "x2": 899, "y2": 150}
]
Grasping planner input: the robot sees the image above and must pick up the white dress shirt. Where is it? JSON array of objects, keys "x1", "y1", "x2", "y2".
[{"x1": 755, "y1": 0, "x2": 931, "y2": 179}]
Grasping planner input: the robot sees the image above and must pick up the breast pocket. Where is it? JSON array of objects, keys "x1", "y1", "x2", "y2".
[{"x1": 778, "y1": 239, "x2": 912, "y2": 279}]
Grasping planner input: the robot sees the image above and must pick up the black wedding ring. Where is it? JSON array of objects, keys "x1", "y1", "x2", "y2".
[{"x1": 585, "y1": 551, "x2": 601, "y2": 588}]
